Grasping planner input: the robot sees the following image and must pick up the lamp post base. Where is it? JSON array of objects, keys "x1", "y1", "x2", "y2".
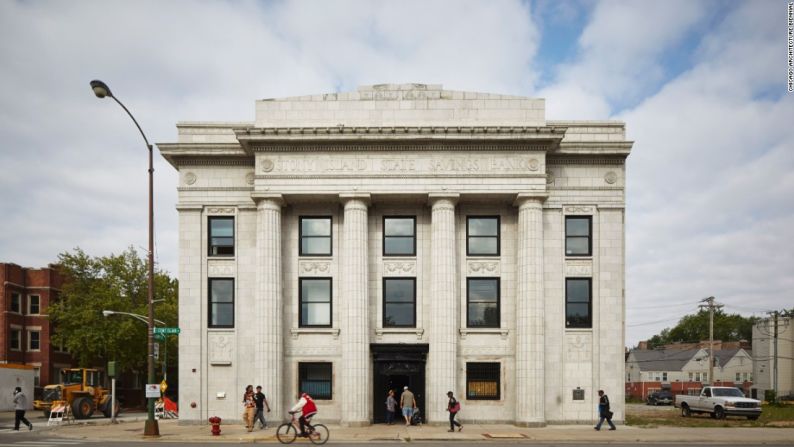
[{"x1": 144, "y1": 419, "x2": 160, "y2": 436}]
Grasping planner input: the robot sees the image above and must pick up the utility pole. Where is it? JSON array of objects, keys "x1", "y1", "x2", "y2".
[
  {"x1": 699, "y1": 296, "x2": 723, "y2": 385},
  {"x1": 769, "y1": 310, "x2": 779, "y2": 403}
]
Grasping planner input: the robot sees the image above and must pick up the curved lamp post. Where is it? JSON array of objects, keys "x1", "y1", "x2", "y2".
[{"x1": 90, "y1": 80, "x2": 159, "y2": 436}]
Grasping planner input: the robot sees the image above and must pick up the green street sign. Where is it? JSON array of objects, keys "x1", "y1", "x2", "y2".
[
  {"x1": 154, "y1": 327, "x2": 180, "y2": 335},
  {"x1": 154, "y1": 333, "x2": 166, "y2": 341}
]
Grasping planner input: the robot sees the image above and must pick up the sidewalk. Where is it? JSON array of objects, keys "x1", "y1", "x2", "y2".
[
  {"x1": 0, "y1": 410, "x2": 148, "y2": 431},
  {"x1": 49, "y1": 419, "x2": 794, "y2": 444}
]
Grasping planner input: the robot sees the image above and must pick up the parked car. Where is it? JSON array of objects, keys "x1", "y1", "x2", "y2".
[
  {"x1": 675, "y1": 386, "x2": 762, "y2": 420},
  {"x1": 647, "y1": 390, "x2": 674, "y2": 406}
]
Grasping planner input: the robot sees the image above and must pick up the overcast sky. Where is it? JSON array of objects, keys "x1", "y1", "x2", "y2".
[{"x1": 1, "y1": 0, "x2": 791, "y2": 346}]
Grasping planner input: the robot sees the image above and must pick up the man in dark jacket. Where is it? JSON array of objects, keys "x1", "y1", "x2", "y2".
[{"x1": 594, "y1": 389, "x2": 616, "y2": 431}]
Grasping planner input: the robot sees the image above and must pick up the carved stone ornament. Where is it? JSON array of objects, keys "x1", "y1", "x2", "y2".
[
  {"x1": 206, "y1": 207, "x2": 235, "y2": 215},
  {"x1": 208, "y1": 262, "x2": 235, "y2": 276},
  {"x1": 383, "y1": 261, "x2": 416, "y2": 276},
  {"x1": 245, "y1": 172, "x2": 255, "y2": 185},
  {"x1": 565, "y1": 261, "x2": 592, "y2": 277},
  {"x1": 566, "y1": 333, "x2": 592, "y2": 362},
  {"x1": 564, "y1": 206, "x2": 594, "y2": 215},
  {"x1": 528, "y1": 158, "x2": 540, "y2": 171},
  {"x1": 604, "y1": 171, "x2": 618, "y2": 184},
  {"x1": 546, "y1": 171, "x2": 555, "y2": 185},
  {"x1": 209, "y1": 333, "x2": 233, "y2": 365},
  {"x1": 467, "y1": 260, "x2": 500, "y2": 276},
  {"x1": 299, "y1": 261, "x2": 331, "y2": 275},
  {"x1": 184, "y1": 172, "x2": 197, "y2": 185},
  {"x1": 261, "y1": 159, "x2": 275, "y2": 172}
]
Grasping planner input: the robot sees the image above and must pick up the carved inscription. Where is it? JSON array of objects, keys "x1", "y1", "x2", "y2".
[{"x1": 264, "y1": 156, "x2": 542, "y2": 175}]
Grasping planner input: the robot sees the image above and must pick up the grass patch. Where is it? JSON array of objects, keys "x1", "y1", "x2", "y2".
[{"x1": 626, "y1": 404, "x2": 794, "y2": 428}]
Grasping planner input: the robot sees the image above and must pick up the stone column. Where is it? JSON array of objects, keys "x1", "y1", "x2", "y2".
[
  {"x1": 340, "y1": 193, "x2": 370, "y2": 426},
  {"x1": 254, "y1": 194, "x2": 284, "y2": 421},
  {"x1": 428, "y1": 193, "x2": 459, "y2": 424},
  {"x1": 514, "y1": 192, "x2": 547, "y2": 426}
]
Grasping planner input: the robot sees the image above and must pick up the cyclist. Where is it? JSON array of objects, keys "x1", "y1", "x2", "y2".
[{"x1": 290, "y1": 392, "x2": 318, "y2": 437}]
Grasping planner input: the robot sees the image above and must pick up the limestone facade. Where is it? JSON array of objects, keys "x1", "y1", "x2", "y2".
[{"x1": 158, "y1": 84, "x2": 632, "y2": 425}]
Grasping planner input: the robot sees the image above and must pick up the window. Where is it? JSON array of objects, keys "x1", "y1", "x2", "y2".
[
  {"x1": 208, "y1": 217, "x2": 235, "y2": 256},
  {"x1": 565, "y1": 216, "x2": 592, "y2": 256},
  {"x1": 33, "y1": 367, "x2": 40, "y2": 387},
  {"x1": 467, "y1": 216, "x2": 500, "y2": 256},
  {"x1": 28, "y1": 295, "x2": 40, "y2": 315},
  {"x1": 704, "y1": 388, "x2": 711, "y2": 397},
  {"x1": 208, "y1": 278, "x2": 234, "y2": 328},
  {"x1": 736, "y1": 372, "x2": 742, "y2": 382},
  {"x1": 662, "y1": 372, "x2": 668, "y2": 382},
  {"x1": 466, "y1": 362, "x2": 500, "y2": 400},
  {"x1": 383, "y1": 278, "x2": 416, "y2": 327},
  {"x1": 299, "y1": 278, "x2": 332, "y2": 327},
  {"x1": 299, "y1": 362, "x2": 332, "y2": 400},
  {"x1": 565, "y1": 278, "x2": 592, "y2": 328},
  {"x1": 703, "y1": 373, "x2": 708, "y2": 383},
  {"x1": 11, "y1": 293, "x2": 21, "y2": 313},
  {"x1": 383, "y1": 217, "x2": 416, "y2": 256},
  {"x1": 28, "y1": 331, "x2": 40, "y2": 351},
  {"x1": 300, "y1": 217, "x2": 332, "y2": 256},
  {"x1": 10, "y1": 330, "x2": 21, "y2": 351},
  {"x1": 467, "y1": 278, "x2": 500, "y2": 328}
]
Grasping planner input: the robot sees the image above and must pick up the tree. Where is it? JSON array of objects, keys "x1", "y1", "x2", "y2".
[
  {"x1": 49, "y1": 247, "x2": 178, "y2": 376},
  {"x1": 645, "y1": 309, "x2": 759, "y2": 349}
]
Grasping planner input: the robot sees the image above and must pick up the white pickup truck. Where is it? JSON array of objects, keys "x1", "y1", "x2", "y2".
[{"x1": 675, "y1": 386, "x2": 762, "y2": 420}]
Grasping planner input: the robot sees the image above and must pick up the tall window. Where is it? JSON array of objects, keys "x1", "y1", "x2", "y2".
[
  {"x1": 208, "y1": 278, "x2": 234, "y2": 328},
  {"x1": 467, "y1": 278, "x2": 500, "y2": 328},
  {"x1": 565, "y1": 216, "x2": 592, "y2": 256},
  {"x1": 28, "y1": 331, "x2": 41, "y2": 351},
  {"x1": 28, "y1": 295, "x2": 40, "y2": 315},
  {"x1": 467, "y1": 216, "x2": 500, "y2": 256},
  {"x1": 662, "y1": 372, "x2": 668, "y2": 382},
  {"x1": 383, "y1": 217, "x2": 416, "y2": 256},
  {"x1": 10, "y1": 293, "x2": 21, "y2": 313},
  {"x1": 299, "y1": 362, "x2": 332, "y2": 400},
  {"x1": 10, "y1": 330, "x2": 21, "y2": 351},
  {"x1": 565, "y1": 278, "x2": 591, "y2": 328},
  {"x1": 466, "y1": 362, "x2": 500, "y2": 400},
  {"x1": 208, "y1": 217, "x2": 235, "y2": 256},
  {"x1": 383, "y1": 278, "x2": 416, "y2": 327},
  {"x1": 33, "y1": 367, "x2": 40, "y2": 387},
  {"x1": 300, "y1": 278, "x2": 332, "y2": 327},
  {"x1": 300, "y1": 217, "x2": 332, "y2": 256}
]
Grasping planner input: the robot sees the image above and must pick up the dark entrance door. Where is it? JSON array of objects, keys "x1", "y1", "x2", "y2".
[{"x1": 371, "y1": 343, "x2": 428, "y2": 424}]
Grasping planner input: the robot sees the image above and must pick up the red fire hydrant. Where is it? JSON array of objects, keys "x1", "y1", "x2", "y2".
[{"x1": 209, "y1": 416, "x2": 222, "y2": 436}]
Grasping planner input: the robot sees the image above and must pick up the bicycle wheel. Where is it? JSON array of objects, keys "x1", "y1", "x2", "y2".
[
  {"x1": 309, "y1": 423, "x2": 329, "y2": 445},
  {"x1": 276, "y1": 422, "x2": 297, "y2": 444}
]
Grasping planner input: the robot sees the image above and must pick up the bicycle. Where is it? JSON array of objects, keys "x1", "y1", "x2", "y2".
[{"x1": 276, "y1": 411, "x2": 329, "y2": 445}]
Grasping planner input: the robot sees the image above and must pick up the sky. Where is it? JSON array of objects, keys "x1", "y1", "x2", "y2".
[{"x1": 0, "y1": 0, "x2": 791, "y2": 347}]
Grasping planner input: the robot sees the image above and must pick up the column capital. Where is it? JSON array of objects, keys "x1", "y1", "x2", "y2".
[
  {"x1": 513, "y1": 192, "x2": 548, "y2": 208},
  {"x1": 252, "y1": 193, "x2": 284, "y2": 209},
  {"x1": 339, "y1": 193, "x2": 371, "y2": 208},
  {"x1": 428, "y1": 192, "x2": 460, "y2": 207}
]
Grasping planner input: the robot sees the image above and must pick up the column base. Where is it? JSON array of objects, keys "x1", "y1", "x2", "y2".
[{"x1": 514, "y1": 420, "x2": 547, "y2": 428}]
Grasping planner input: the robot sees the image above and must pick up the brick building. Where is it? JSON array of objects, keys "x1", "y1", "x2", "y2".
[{"x1": 0, "y1": 263, "x2": 73, "y2": 390}]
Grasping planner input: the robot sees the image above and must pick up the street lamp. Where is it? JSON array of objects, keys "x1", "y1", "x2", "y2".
[
  {"x1": 91, "y1": 79, "x2": 159, "y2": 436},
  {"x1": 103, "y1": 310, "x2": 166, "y2": 326}
]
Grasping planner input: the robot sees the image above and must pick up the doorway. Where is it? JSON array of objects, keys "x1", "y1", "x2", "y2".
[{"x1": 371, "y1": 344, "x2": 428, "y2": 424}]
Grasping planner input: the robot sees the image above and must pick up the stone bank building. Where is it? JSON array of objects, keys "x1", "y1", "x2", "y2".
[{"x1": 158, "y1": 84, "x2": 631, "y2": 425}]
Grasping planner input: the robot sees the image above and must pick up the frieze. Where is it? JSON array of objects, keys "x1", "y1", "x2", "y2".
[
  {"x1": 287, "y1": 346, "x2": 340, "y2": 357},
  {"x1": 251, "y1": 142, "x2": 550, "y2": 153},
  {"x1": 565, "y1": 333, "x2": 592, "y2": 363},
  {"x1": 467, "y1": 260, "x2": 501, "y2": 276},
  {"x1": 208, "y1": 262, "x2": 236, "y2": 277},
  {"x1": 206, "y1": 207, "x2": 236, "y2": 215},
  {"x1": 565, "y1": 261, "x2": 592, "y2": 277},
  {"x1": 299, "y1": 261, "x2": 332, "y2": 275},
  {"x1": 383, "y1": 261, "x2": 416, "y2": 276},
  {"x1": 209, "y1": 333, "x2": 234, "y2": 365},
  {"x1": 460, "y1": 345, "x2": 511, "y2": 356},
  {"x1": 563, "y1": 206, "x2": 595, "y2": 215}
]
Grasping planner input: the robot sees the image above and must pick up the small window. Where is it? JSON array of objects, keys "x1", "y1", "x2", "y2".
[
  {"x1": 28, "y1": 295, "x2": 40, "y2": 315},
  {"x1": 383, "y1": 278, "x2": 416, "y2": 327},
  {"x1": 29, "y1": 331, "x2": 41, "y2": 351},
  {"x1": 467, "y1": 216, "x2": 500, "y2": 256},
  {"x1": 736, "y1": 373, "x2": 741, "y2": 382},
  {"x1": 565, "y1": 216, "x2": 592, "y2": 256},
  {"x1": 383, "y1": 217, "x2": 416, "y2": 256},
  {"x1": 300, "y1": 278, "x2": 332, "y2": 327},
  {"x1": 10, "y1": 330, "x2": 21, "y2": 351},
  {"x1": 662, "y1": 372, "x2": 668, "y2": 382},
  {"x1": 299, "y1": 362, "x2": 332, "y2": 400},
  {"x1": 208, "y1": 278, "x2": 234, "y2": 328},
  {"x1": 300, "y1": 217, "x2": 332, "y2": 256},
  {"x1": 11, "y1": 293, "x2": 21, "y2": 313},
  {"x1": 565, "y1": 278, "x2": 592, "y2": 328},
  {"x1": 33, "y1": 367, "x2": 40, "y2": 387},
  {"x1": 466, "y1": 362, "x2": 500, "y2": 400},
  {"x1": 467, "y1": 278, "x2": 500, "y2": 328},
  {"x1": 208, "y1": 216, "x2": 235, "y2": 256}
]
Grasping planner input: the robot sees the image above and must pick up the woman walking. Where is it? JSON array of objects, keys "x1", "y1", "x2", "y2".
[
  {"x1": 242, "y1": 385, "x2": 256, "y2": 432},
  {"x1": 446, "y1": 391, "x2": 462, "y2": 432},
  {"x1": 385, "y1": 389, "x2": 397, "y2": 425}
]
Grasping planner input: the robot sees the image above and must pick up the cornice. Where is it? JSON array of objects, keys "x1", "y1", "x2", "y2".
[
  {"x1": 248, "y1": 142, "x2": 553, "y2": 153},
  {"x1": 547, "y1": 156, "x2": 626, "y2": 165},
  {"x1": 554, "y1": 141, "x2": 633, "y2": 156}
]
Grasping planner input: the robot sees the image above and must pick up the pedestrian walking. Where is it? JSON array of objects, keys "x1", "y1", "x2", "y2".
[
  {"x1": 446, "y1": 391, "x2": 462, "y2": 432},
  {"x1": 594, "y1": 389, "x2": 616, "y2": 431},
  {"x1": 253, "y1": 385, "x2": 271, "y2": 429},
  {"x1": 399, "y1": 386, "x2": 417, "y2": 427},
  {"x1": 12, "y1": 387, "x2": 32, "y2": 431},
  {"x1": 242, "y1": 385, "x2": 256, "y2": 432},
  {"x1": 385, "y1": 389, "x2": 397, "y2": 425}
]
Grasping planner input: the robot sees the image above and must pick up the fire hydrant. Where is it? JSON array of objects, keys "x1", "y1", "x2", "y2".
[{"x1": 209, "y1": 416, "x2": 222, "y2": 436}]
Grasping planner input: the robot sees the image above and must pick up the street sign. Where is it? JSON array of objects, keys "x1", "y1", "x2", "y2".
[
  {"x1": 154, "y1": 342, "x2": 160, "y2": 360},
  {"x1": 145, "y1": 384, "x2": 161, "y2": 398},
  {"x1": 154, "y1": 327, "x2": 180, "y2": 335},
  {"x1": 154, "y1": 333, "x2": 165, "y2": 341}
]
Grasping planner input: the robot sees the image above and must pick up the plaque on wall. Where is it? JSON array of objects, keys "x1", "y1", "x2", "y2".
[{"x1": 573, "y1": 387, "x2": 585, "y2": 401}]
